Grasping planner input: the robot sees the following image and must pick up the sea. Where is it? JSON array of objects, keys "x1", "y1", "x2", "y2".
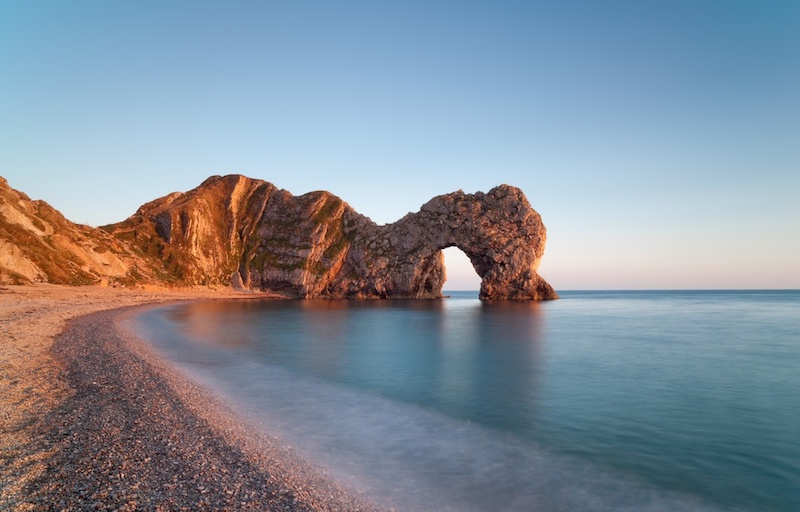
[{"x1": 134, "y1": 290, "x2": 800, "y2": 512}]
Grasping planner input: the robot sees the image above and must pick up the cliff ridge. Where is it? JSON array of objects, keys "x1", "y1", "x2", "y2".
[{"x1": 0, "y1": 175, "x2": 557, "y2": 300}]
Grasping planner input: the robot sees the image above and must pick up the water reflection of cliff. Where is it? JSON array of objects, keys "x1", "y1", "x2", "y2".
[{"x1": 162, "y1": 297, "x2": 546, "y2": 435}]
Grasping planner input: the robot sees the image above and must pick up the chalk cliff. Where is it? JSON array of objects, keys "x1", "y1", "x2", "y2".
[{"x1": 0, "y1": 174, "x2": 557, "y2": 300}]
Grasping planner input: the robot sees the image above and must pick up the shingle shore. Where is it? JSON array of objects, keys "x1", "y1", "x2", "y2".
[{"x1": 0, "y1": 285, "x2": 381, "y2": 511}]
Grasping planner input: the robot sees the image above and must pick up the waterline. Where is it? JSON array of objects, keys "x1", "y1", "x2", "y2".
[{"x1": 135, "y1": 291, "x2": 800, "y2": 511}]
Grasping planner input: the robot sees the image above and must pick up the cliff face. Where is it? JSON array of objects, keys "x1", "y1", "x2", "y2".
[
  {"x1": 0, "y1": 174, "x2": 557, "y2": 300},
  {"x1": 0, "y1": 177, "x2": 136, "y2": 285},
  {"x1": 102, "y1": 175, "x2": 354, "y2": 295},
  {"x1": 103, "y1": 175, "x2": 277, "y2": 286}
]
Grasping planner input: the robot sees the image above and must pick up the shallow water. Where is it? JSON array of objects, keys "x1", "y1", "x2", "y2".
[{"x1": 136, "y1": 290, "x2": 800, "y2": 511}]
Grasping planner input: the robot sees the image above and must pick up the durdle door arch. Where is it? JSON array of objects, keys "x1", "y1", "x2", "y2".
[{"x1": 326, "y1": 185, "x2": 559, "y2": 300}]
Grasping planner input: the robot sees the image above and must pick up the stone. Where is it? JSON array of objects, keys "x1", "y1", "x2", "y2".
[
  {"x1": 327, "y1": 185, "x2": 557, "y2": 300},
  {"x1": 0, "y1": 177, "x2": 132, "y2": 285},
  {"x1": 0, "y1": 174, "x2": 558, "y2": 300}
]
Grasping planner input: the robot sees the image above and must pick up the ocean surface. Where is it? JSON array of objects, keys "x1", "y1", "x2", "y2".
[{"x1": 135, "y1": 290, "x2": 800, "y2": 512}]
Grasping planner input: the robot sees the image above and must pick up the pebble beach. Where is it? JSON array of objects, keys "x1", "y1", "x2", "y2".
[{"x1": 0, "y1": 285, "x2": 380, "y2": 511}]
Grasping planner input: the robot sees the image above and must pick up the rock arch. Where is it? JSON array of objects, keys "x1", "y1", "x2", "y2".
[{"x1": 327, "y1": 185, "x2": 558, "y2": 300}]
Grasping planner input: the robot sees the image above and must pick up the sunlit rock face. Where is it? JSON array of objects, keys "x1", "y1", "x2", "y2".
[
  {"x1": 107, "y1": 175, "x2": 356, "y2": 296},
  {"x1": 0, "y1": 176, "x2": 132, "y2": 285},
  {"x1": 329, "y1": 185, "x2": 558, "y2": 300},
  {"x1": 1, "y1": 174, "x2": 557, "y2": 299}
]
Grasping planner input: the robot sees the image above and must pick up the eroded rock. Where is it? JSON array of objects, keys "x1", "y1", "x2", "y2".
[
  {"x1": 0, "y1": 177, "x2": 132, "y2": 285},
  {"x1": 0, "y1": 174, "x2": 557, "y2": 299},
  {"x1": 328, "y1": 185, "x2": 557, "y2": 300}
]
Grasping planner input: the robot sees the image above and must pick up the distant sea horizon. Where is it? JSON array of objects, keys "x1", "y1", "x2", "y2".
[
  {"x1": 442, "y1": 288, "x2": 800, "y2": 292},
  {"x1": 136, "y1": 289, "x2": 800, "y2": 512}
]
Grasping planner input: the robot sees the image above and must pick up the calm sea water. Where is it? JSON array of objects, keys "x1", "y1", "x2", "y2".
[{"x1": 135, "y1": 290, "x2": 800, "y2": 512}]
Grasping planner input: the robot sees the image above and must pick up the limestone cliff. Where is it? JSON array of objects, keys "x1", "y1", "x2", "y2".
[
  {"x1": 329, "y1": 186, "x2": 556, "y2": 300},
  {"x1": 0, "y1": 174, "x2": 557, "y2": 300},
  {"x1": 0, "y1": 177, "x2": 136, "y2": 285}
]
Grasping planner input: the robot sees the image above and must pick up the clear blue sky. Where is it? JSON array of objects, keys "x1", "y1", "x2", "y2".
[{"x1": 2, "y1": 1, "x2": 798, "y2": 290}]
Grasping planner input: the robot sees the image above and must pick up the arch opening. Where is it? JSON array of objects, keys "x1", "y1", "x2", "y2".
[{"x1": 441, "y1": 246, "x2": 481, "y2": 295}]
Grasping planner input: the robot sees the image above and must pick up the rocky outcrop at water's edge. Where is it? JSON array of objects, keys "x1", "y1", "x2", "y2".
[{"x1": 0, "y1": 174, "x2": 557, "y2": 300}]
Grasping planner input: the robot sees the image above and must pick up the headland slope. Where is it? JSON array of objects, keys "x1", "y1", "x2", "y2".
[{"x1": 1, "y1": 175, "x2": 557, "y2": 300}]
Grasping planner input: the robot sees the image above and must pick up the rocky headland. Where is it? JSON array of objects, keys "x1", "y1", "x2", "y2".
[{"x1": 0, "y1": 174, "x2": 557, "y2": 300}]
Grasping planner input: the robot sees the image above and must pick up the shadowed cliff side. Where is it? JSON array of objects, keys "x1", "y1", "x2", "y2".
[{"x1": 0, "y1": 174, "x2": 557, "y2": 299}]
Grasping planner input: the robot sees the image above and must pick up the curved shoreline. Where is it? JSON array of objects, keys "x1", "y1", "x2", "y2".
[{"x1": 0, "y1": 286, "x2": 378, "y2": 511}]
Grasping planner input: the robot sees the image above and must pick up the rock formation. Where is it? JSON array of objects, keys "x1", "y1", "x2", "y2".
[
  {"x1": 0, "y1": 177, "x2": 135, "y2": 285},
  {"x1": 0, "y1": 174, "x2": 558, "y2": 300},
  {"x1": 327, "y1": 185, "x2": 556, "y2": 300}
]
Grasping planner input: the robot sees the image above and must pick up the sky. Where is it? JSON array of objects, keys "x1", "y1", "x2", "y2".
[{"x1": 2, "y1": 1, "x2": 798, "y2": 290}]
